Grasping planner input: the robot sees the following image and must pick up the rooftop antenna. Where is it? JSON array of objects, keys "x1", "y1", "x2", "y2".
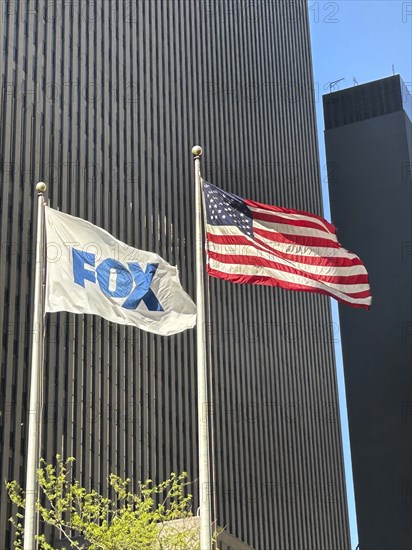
[
  {"x1": 327, "y1": 78, "x2": 345, "y2": 93},
  {"x1": 392, "y1": 64, "x2": 395, "y2": 75},
  {"x1": 353, "y1": 77, "x2": 358, "y2": 86}
]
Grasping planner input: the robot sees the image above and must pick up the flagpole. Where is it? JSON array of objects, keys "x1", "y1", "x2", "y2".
[
  {"x1": 23, "y1": 182, "x2": 47, "y2": 550},
  {"x1": 192, "y1": 145, "x2": 212, "y2": 549}
]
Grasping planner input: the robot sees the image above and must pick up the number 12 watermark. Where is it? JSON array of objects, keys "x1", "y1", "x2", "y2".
[{"x1": 308, "y1": 2, "x2": 340, "y2": 23}]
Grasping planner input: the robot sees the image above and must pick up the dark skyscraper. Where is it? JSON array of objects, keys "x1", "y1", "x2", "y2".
[
  {"x1": 0, "y1": 1, "x2": 350, "y2": 548},
  {"x1": 324, "y1": 75, "x2": 412, "y2": 549}
]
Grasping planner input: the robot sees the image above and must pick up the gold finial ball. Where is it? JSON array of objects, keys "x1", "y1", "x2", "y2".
[
  {"x1": 192, "y1": 145, "x2": 203, "y2": 157},
  {"x1": 36, "y1": 182, "x2": 47, "y2": 193}
]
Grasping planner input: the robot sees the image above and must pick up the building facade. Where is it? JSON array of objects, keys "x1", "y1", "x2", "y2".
[
  {"x1": 0, "y1": 1, "x2": 350, "y2": 548},
  {"x1": 324, "y1": 75, "x2": 412, "y2": 549}
]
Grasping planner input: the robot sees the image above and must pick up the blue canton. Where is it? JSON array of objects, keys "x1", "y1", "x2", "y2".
[{"x1": 202, "y1": 181, "x2": 254, "y2": 238}]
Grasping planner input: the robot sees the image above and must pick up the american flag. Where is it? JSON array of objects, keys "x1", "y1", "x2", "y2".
[{"x1": 202, "y1": 181, "x2": 371, "y2": 309}]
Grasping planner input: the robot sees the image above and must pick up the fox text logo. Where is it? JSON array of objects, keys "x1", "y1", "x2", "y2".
[{"x1": 72, "y1": 248, "x2": 163, "y2": 311}]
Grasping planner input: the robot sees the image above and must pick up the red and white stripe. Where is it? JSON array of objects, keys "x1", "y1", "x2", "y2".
[{"x1": 205, "y1": 198, "x2": 371, "y2": 309}]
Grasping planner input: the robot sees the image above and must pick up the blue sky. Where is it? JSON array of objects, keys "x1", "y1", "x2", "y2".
[{"x1": 309, "y1": 1, "x2": 412, "y2": 547}]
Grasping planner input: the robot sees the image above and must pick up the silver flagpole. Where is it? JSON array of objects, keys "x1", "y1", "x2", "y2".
[
  {"x1": 23, "y1": 182, "x2": 47, "y2": 550},
  {"x1": 192, "y1": 146, "x2": 212, "y2": 549}
]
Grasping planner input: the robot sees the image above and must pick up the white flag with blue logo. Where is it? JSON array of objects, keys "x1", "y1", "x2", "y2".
[{"x1": 44, "y1": 206, "x2": 196, "y2": 336}]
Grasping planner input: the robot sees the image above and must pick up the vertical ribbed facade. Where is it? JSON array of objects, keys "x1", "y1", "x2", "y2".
[{"x1": 0, "y1": 1, "x2": 350, "y2": 548}]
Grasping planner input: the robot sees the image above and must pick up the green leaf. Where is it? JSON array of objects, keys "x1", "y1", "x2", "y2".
[{"x1": 6, "y1": 455, "x2": 197, "y2": 549}]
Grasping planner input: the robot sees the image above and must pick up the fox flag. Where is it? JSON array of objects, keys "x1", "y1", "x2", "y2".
[
  {"x1": 202, "y1": 181, "x2": 371, "y2": 309},
  {"x1": 44, "y1": 207, "x2": 197, "y2": 335}
]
